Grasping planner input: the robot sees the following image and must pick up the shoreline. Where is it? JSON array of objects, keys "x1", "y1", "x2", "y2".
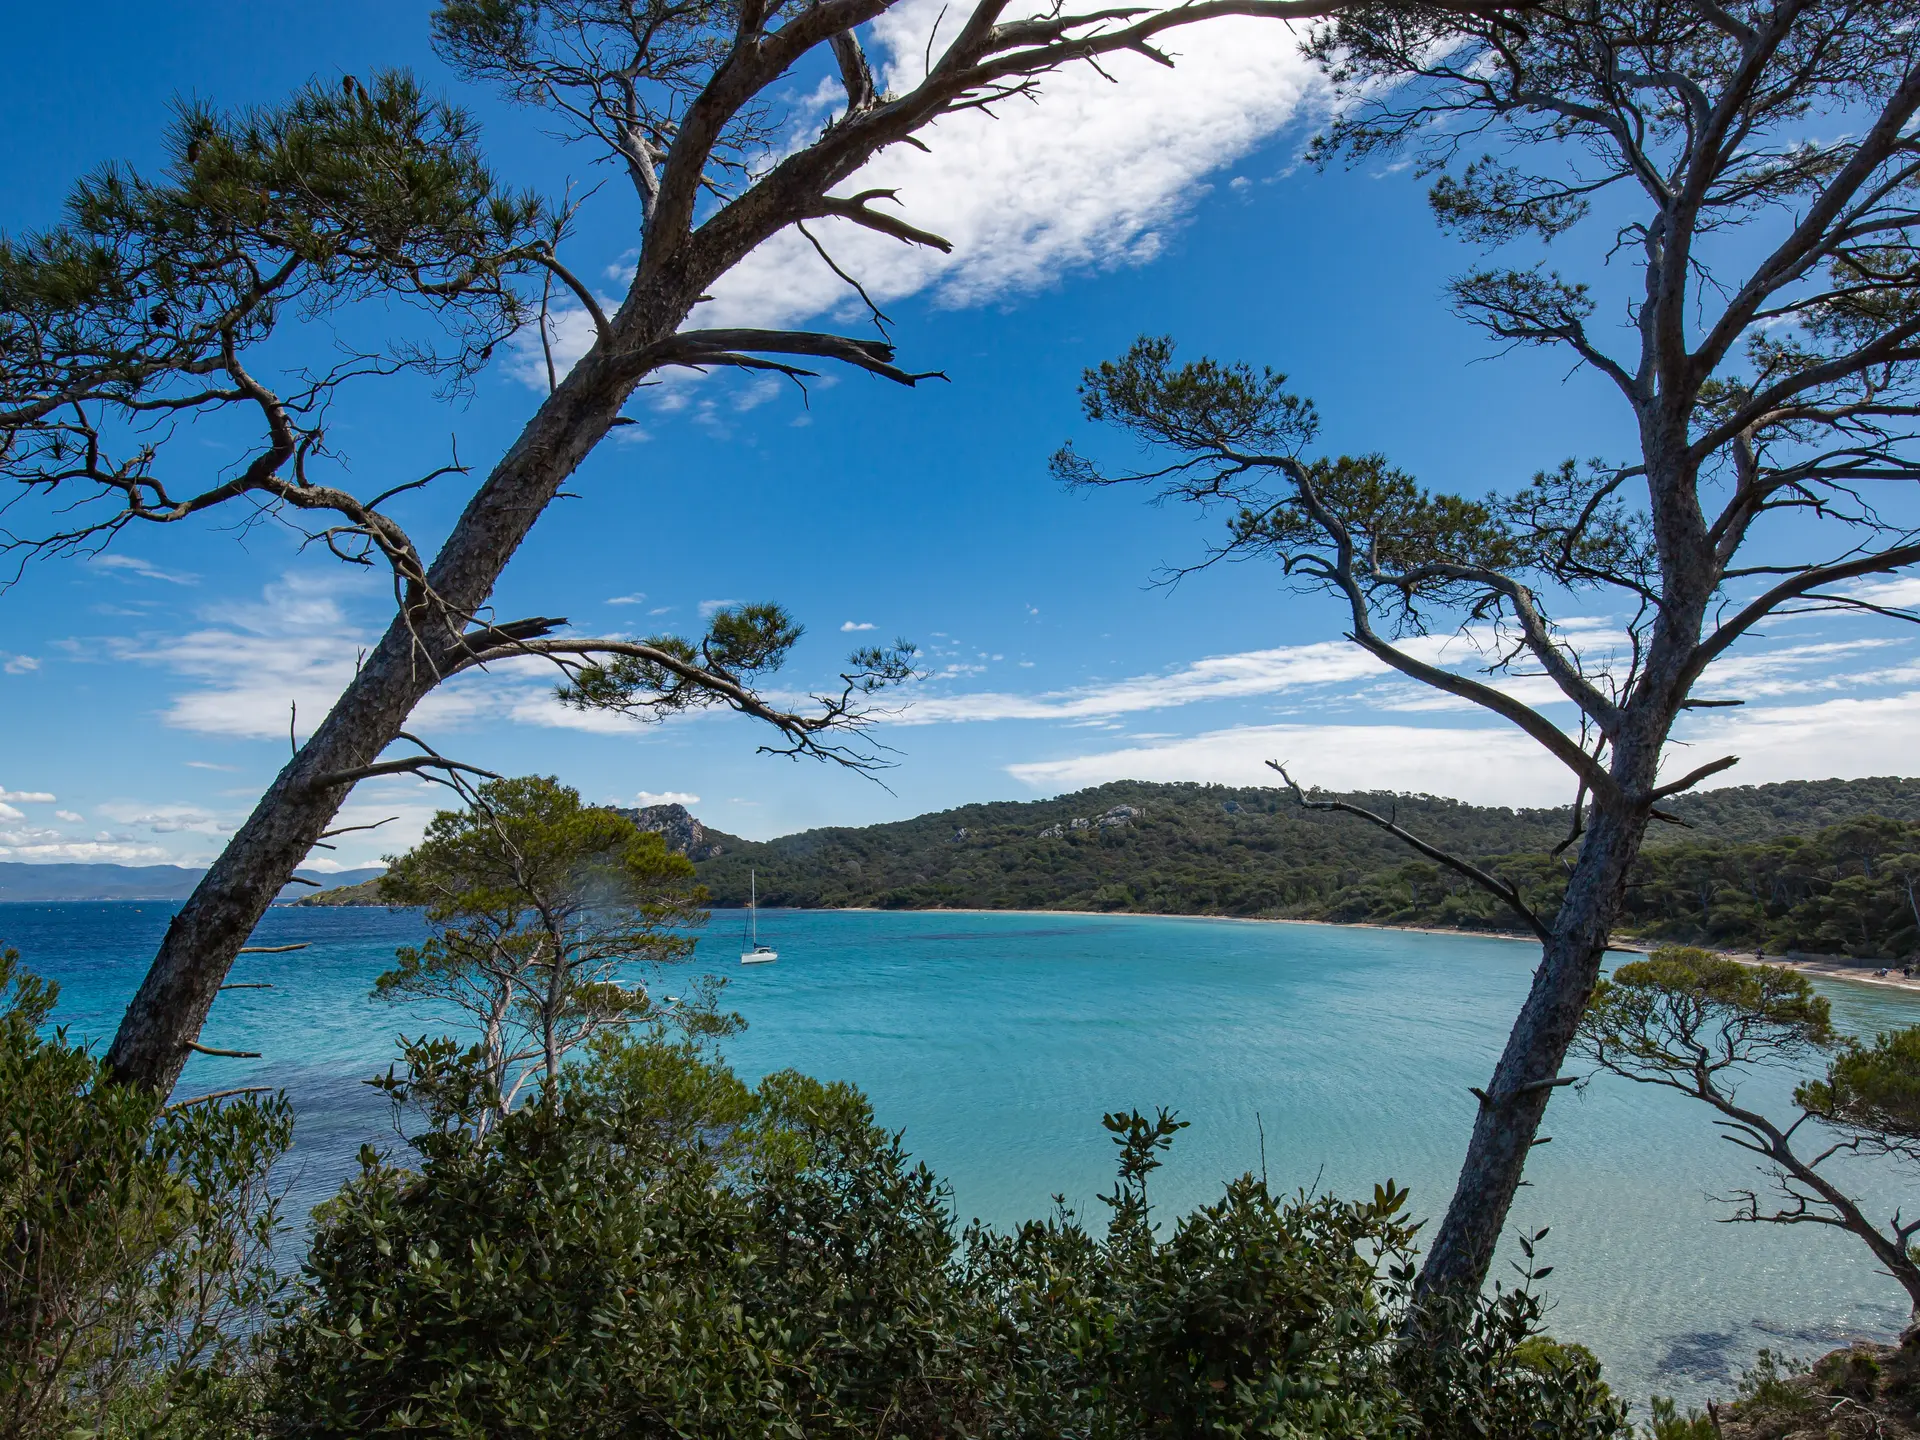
[
  {"x1": 825, "y1": 905, "x2": 1542, "y2": 946},
  {"x1": 798, "y1": 907, "x2": 1920, "y2": 994},
  {"x1": 1721, "y1": 949, "x2": 1920, "y2": 994},
  {"x1": 253, "y1": 897, "x2": 1920, "y2": 995}
]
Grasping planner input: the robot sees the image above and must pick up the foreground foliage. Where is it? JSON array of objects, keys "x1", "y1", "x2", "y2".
[
  {"x1": 265, "y1": 1026, "x2": 1625, "y2": 1438},
  {"x1": 1699, "y1": 1342, "x2": 1920, "y2": 1439},
  {"x1": 0, "y1": 949, "x2": 288, "y2": 1440}
]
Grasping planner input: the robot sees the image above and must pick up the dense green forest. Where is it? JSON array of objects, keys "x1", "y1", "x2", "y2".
[
  {"x1": 304, "y1": 777, "x2": 1920, "y2": 959},
  {"x1": 688, "y1": 778, "x2": 1920, "y2": 960}
]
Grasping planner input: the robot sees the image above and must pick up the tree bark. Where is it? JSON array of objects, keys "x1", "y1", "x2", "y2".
[
  {"x1": 106, "y1": 338, "x2": 652, "y2": 1094},
  {"x1": 1411, "y1": 800, "x2": 1649, "y2": 1310}
]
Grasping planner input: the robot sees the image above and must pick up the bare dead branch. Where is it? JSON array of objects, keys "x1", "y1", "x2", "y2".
[
  {"x1": 185, "y1": 1040, "x2": 261, "y2": 1059},
  {"x1": 164, "y1": 1086, "x2": 276, "y2": 1112},
  {"x1": 1267, "y1": 760, "x2": 1552, "y2": 942},
  {"x1": 1650, "y1": 754, "x2": 1740, "y2": 800}
]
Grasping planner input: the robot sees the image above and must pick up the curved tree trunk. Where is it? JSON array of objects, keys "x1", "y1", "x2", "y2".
[
  {"x1": 1413, "y1": 510, "x2": 1714, "y2": 1315},
  {"x1": 1410, "y1": 800, "x2": 1649, "y2": 1310},
  {"x1": 106, "y1": 339, "x2": 648, "y2": 1095}
]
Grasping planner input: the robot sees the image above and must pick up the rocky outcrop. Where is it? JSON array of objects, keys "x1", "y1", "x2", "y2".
[
  {"x1": 615, "y1": 803, "x2": 726, "y2": 861},
  {"x1": 1039, "y1": 804, "x2": 1144, "y2": 840}
]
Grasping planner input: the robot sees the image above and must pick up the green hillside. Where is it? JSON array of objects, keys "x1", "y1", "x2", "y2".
[
  {"x1": 295, "y1": 777, "x2": 1920, "y2": 959},
  {"x1": 691, "y1": 776, "x2": 1920, "y2": 911},
  {"x1": 686, "y1": 777, "x2": 1920, "y2": 959}
]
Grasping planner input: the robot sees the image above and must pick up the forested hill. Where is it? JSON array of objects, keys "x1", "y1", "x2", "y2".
[{"x1": 691, "y1": 776, "x2": 1920, "y2": 916}]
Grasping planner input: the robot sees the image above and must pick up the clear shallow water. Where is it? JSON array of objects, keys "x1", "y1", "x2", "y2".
[{"x1": 8, "y1": 901, "x2": 1919, "y2": 1409}]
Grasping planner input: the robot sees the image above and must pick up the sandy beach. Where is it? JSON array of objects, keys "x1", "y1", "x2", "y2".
[
  {"x1": 848, "y1": 906, "x2": 1920, "y2": 996},
  {"x1": 1723, "y1": 950, "x2": 1920, "y2": 994}
]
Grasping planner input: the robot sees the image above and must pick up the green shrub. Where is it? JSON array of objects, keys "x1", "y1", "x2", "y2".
[
  {"x1": 265, "y1": 1020, "x2": 1628, "y2": 1438},
  {"x1": 0, "y1": 949, "x2": 289, "y2": 1440},
  {"x1": 1737, "y1": 1349, "x2": 1816, "y2": 1418},
  {"x1": 1643, "y1": 1395, "x2": 1715, "y2": 1439}
]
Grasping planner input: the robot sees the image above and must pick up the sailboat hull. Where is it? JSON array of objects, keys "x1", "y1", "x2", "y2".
[{"x1": 741, "y1": 870, "x2": 776, "y2": 962}]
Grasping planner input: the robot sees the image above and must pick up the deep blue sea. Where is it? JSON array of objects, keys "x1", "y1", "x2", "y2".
[{"x1": 7, "y1": 900, "x2": 1918, "y2": 1408}]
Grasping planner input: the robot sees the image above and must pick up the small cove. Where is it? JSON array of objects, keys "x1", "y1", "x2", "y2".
[{"x1": 9, "y1": 900, "x2": 1917, "y2": 1409}]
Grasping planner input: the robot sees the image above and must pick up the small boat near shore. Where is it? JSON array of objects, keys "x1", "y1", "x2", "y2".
[{"x1": 741, "y1": 869, "x2": 777, "y2": 964}]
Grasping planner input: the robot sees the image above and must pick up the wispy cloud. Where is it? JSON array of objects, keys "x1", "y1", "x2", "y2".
[
  {"x1": 840, "y1": 620, "x2": 876, "y2": 632},
  {"x1": 2, "y1": 654, "x2": 39, "y2": 674},
  {"x1": 698, "y1": 598, "x2": 743, "y2": 618},
  {"x1": 96, "y1": 801, "x2": 226, "y2": 836},
  {"x1": 117, "y1": 572, "x2": 496, "y2": 742},
  {"x1": 606, "y1": 592, "x2": 648, "y2": 606},
  {"x1": 0, "y1": 789, "x2": 55, "y2": 804},
  {"x1": 1007, "y1": 721, "x2": 1570, "y2": 807},
  {"x1": 898, "y1": 640, "x2": 1406, "y2": 724},
  {"x1": 0, "y1": 833, "x2": 175, "y2": 863},
  {"x1": 1006, "y1": 687, "x2": 1920, "y2": 808},
  {"x1": 1845, "y1": 575, "x2": 1920, "y2": 609},
  {"x1": 635, "y1": 790, "x2": 701, "y2": 807},
  {"x1": 88, "y1": 554, "x2": 198, "y2": 585}
]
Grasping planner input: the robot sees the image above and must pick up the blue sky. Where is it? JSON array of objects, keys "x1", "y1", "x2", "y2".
[{"x1": 1, "y1": 2, "x2": 1915, "y2": 869}]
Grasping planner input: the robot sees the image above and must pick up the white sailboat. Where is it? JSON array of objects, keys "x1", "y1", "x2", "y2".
[{"x1": 740, "y1": 869, "x2": 777, "y2": 964}]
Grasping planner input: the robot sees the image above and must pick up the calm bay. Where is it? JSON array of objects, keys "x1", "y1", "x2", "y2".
[{"x1": 8, "y1": 900, "x2": 1916, "y2": 1407}]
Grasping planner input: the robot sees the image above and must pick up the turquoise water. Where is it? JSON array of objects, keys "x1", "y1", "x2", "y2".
[{"x1": 7, "y1": 901, "x2": 1918, "y2": 1408}]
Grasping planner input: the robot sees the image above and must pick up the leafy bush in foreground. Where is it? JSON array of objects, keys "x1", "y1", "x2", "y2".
[
  {"x1": 264, "y1": 1021, "x2": 1625, "y2": 1438},
  {"x1": 0, "y1": 948, "x2": 289, "y2": 1440}
]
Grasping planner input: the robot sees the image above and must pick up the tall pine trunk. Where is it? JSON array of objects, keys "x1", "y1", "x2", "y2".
[
  {"x1": 107, "y1": 341, "x2": 645, "y2": 1094},
  {"x1": 1413, "y1": 502, "x2": 1708, "y2": 1313},
  {"x1": 1410, "y1": 802, "x2": 1648, "y2": 1309}
]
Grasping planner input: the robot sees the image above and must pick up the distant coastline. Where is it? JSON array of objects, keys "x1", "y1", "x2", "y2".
[{"x1": 275, "y1": 893, "x2": 1920, "y2": 993}]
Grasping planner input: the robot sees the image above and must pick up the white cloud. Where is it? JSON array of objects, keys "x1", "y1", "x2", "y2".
[
  {"x1": 0, "y1": 789, "x2": 55, "y2": 803},
  {"x1": 841, "y1": 620, "x2": 876, "y2": 632},
  {"x1": 2, "y1": 654, "x2": 39, "y2": 674},
  {"x1": 900, "y1": 640, "x2": 1403, "y2": 724},
  {"x1": 119, "y1": 572, "x2": 497, "y2": 742},
  {"x1": 697, "y1": 4, "x2": 1324, "y2": 331},
  {"x1": 1844, "y1": 574, "x2": 1920, "y2": 609},
  {"x1": 55, "y1": 810, "x2": 83, "y2": 823},
  {"x1": 88, "y1": 553, "x2": 197, "y2": 585},
  {"x1": 606, "y1": 592, "x2": 648, "y2": 606},
  {"x1": 519, "y1": 2, "x2": 1323, "y2": 384},
  {"x1": 635, "y1": 790, "x2": 701, "y2": 807},
  {"x1": 698, "y1": 598, "x2": 743, "y2": 618},
  {"x1": 0, "y1": 803, "x2": 22, "y2": 822},
  {"x1": 1696, "y1": 637, "x2": 1910, "y2": 698},
  {"x1": 1671, "y1": 690, "x2": 1920, "y2": 788},
  {"x1": 1003, "y1": 688, "x2": 1920, "y2": 809},
  {"x1": 0, "y1": 837, "x2": 174, "y2": 863},
  {"x1": 96, "y1": 801, "x2": 226, "y2": 836},
  {"x1": 127, "y1": 572, "x2": 369, "y2": 740},
  {"x1": 1007, "y1": 722, "x2": 1573, "y2": 807}
]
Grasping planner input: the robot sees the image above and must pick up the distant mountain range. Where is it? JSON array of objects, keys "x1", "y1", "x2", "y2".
[{"x1": 0, "y1": 863, "x2": 384, "y2": 904}]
